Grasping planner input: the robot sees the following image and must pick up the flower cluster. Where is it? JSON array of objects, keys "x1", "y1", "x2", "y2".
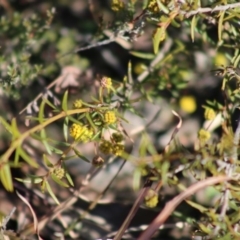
[
  {"x1": 101, "y1": 76, "x2": 112, "y2": 89},
  {"x1": 112, "y1": 143, "x2": 124, "y2": 156},
  {"x1": 144, "y1": 189, "x2": 158, "y2": 208},
  {"x1": 198, "y1": 129, "x2": 211, "y2": 142},
  {"x1": 69, "y1": 123, "x2": 93, "y2": 142},
  {"x1": 179, "y1": 95, "x2": 197, "y2": 113},
  {"x1": 99, "y1": 139, "x2": 124, "y2": 156},
  {"x1": 73, "y1": 99, "x2": 82, "y2": 109},
  {"x1": 112, "y1": 132, "x2": 123, "y2": 143},
  {"x1": 147, "y1": 0, "x2": 159, "y2": 13},
  {"x1": 204, "y1": 108, "x2": 216, "y2": 120},
  {"x1": 104, "y1": 111, "x2": 117, "y2": 125},
  {"x1": 111, "y1": 0, "x2": 124, "y2": 12},
  {"x1": 99, "y1": 140, "x2": 112, "y2": 154},
  {"x1": 52, "y1": 167, "x2": 65, "y2": 180}
]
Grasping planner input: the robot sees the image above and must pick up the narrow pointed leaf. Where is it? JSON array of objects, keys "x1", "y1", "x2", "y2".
[
  {"x1": 62, "y1": 90, "x2": 68, "y2": 112},
  {"x1": 38, "y1": 100, "x2": 46, "y2": 123},
  {"x1": 0, "y1": 117, "x2": 12, "y2": 134},
  {"x1": 218, "y1": 11, "x2": 225, "y2": 41},
  {"x1": 14, "y1": 147, "x2": 20, "y2": 165},
  {"x1": 130, "y1": 51, "x2": 155, "y2": 59},
  {"x1": 191, "y1": 15, "x2": 197, "y2": 42},
  {"x1": 0, "y1": 163, "x2": 13, "y2": 192},
  {"x1": 153, "y1": 27, "x2": 166, "y2": 54},
  {"x1": 51, "y1": 173, "x2": 69, "y2": 187},
  {"x1": 63, "y1": 117, "x2": 69, "y2": 142},
  {"x1": 15, "y1": 176, "x2": 43, "y2": 184},
  {"x1": 18, "y1": 148, "x2": 38, "y2": 168},
  {"x1": 11, "y1": 118, "x2": 20, "y2": 139},
  {"x1": 186, "y1": 199, "x2": 208, "y2": 213},
  {"x1": 45, "y1": 181, "x2": 60, "y2": 205},
  {"x1": 72, "y1": 148, "x2": 90, "y2": 163},
  {"x1": 65, "y1": 171, "x2": 74, "y2": 187},
  {"x1": 43, "y1": 154, "x2": 53, "y2": 168},
  {"x1": 45, "y1": 99, "x2": 57, "y2": 110},
  {"x1": 40, "y1": 129, "x2": 52, "y2": 154}
]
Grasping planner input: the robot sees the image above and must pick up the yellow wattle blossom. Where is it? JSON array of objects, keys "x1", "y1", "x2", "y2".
[
  {"x1": 111, "y1": 0, "x2": 124, "y2": 12},
  {"x1": 144, "y1": 189, "x2": 158, "y2": 208},
  {"x1": 148, "y1": 0, "x2": 159, "y2": 13},
  {"x1": 104, "y1": 111, "x2": 117, "y2": 124},
  {"x1": 73, "y1": 99, "x2": 82, "y2": 109},
  {"x1": 99, "y1": 140, "x2": 113, "y2": 154},
  {"x1": 52, "y1": 167, "x2": 65, "y2": 179},
  {"x1": 69, "y1": 123, "x2": 93, "y2": 142},
  {"x1": 112, "y1": 143, "x2": 124, "y2": 156},
  {"x1": 198, "y1": 129, "x2": 211, "y2": 142},
  {"x1": 204, "y1": 108, "x2": 216, "y2": 120},
  {"x1": 179, "y1": 95, "x2": 197, "y2": 113},
  {"x1": 112, "y1": 132, "x2": 123, "y2": 143},
  {"x1": 101, "y1": 76, "x2": 112, "y2": 89}
]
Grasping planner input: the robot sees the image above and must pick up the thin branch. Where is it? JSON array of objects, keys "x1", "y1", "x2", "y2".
[
  {"x1": 181, "y1": 2, "x2": 240, "y2": 18},
  {"x1": 113, "y1": 179, "x2": 152, "y2": 240},
  {"x1": 137, "y1": 175, "x2": 231, "y2": 240},
  {"x1": 137, "y1": 38, "x2": 173, "y2": 83},
  {"x1": 214, "y1": 115, "x2": 240, "y2": 234}
]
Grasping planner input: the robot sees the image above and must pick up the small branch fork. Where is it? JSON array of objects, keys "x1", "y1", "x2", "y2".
[{"x1": 180, "y1": 2, "x2": 240, "y2": 18}]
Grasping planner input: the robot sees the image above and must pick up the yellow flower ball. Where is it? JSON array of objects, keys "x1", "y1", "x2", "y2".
[
  {"x1": 204, "y1": 108, "x2": 216, "y2": 120},
  {"x1": 111, "y1": 0, "x2": 124, "y2": 12},
  {"x1": 214, "y1": 53, "x2": 229, "y2": 66},
  {"x1": 73, "y1": 99, "x2": 82, "y2": 109},
  {"x1": 179, "y1": 96, "x2": 197, "y2": 113},
  {"x1": 112, "y1": 143, "x2": 124, "y2": 156},
  {"x1": 52, "y1": 167, "x2": 65, "y2": 179},
  {"x1": 104, "y1": 111, "x2": 117, "y2": 124},
  {"x1": 198, "y1": 129, "x2": 211, "y2": 142},
  {"x1": 99, "y1": 140, "x2": 113, "y2": 154},
  {"x1": 69, "y1": 123, "x2": 93, "y2": 142},
  {"x1": 144, "y1": 189, "x2": 158, "y2": 208}
]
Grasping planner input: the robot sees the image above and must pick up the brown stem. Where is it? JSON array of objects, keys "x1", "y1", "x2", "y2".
[{"x1": 137, "y1": 175, "x2": 231, "y2": 240}]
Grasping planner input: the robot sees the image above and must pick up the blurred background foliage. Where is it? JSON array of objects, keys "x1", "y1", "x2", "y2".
[{"x1": 1, "y1": 0, "x2": 240, "y2": 239}]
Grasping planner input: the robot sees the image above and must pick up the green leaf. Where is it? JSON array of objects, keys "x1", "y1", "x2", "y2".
[
  {"x1": 64, "y1": 170, "x2": 74, "y2": 187},
  {"x1": 43, "y1": 154, "x2": 53, "y2": 168},
  {"x1": 48, "y1": 146, "x2": 63, "y2": 154},
  {"x1": 11, "y1": 118, "x2": 20, "y2": 139},
  {"x1": 191, "y1": 15, "x2": 197, "y2": 42},
  {"x1": 62, "y1": 90, "x2": 69, "y2": 112},
  {"x1": 130, "y1": 51, "x2": 155, "y2": 59},
  {"x1": 153, "y1": 27, "x2": 166, "y2": 54},
  {"x1": 63, "y1": 117, "x2": 69, "y2": 142},
  {"x1": 14, "y1": 147, "x2": 20, "y2": 166},
  {"x1": 0, "y1": 163, "x2": 13, "y2": 192},
  {"x1": 218, "y1": 11, "x2": 225, "y2": 41},
  {"x1": 72, "y1": 148, "x2": 90, "y2": 163},
  {"x1": 45, "y1": 181, "x2": 60, "y2": 205},
  {"x1": 45, "y1": 98, "x2": 57, "y2": 110},
  {"x1": 0, "y1": 117, "x2": 12, "y2": 134},
  {"x1": 161, "y1": 161, "x2": 170, "y2": 184},
  {"x1": 156, "y1": 0, "x2": 169, "y2": 14},
  {"x1": 51, "y1": 173, "x2": 69, "y2": 187},
  {"x1": 15, "y1": 176, "x2": 43, "y2": 184},
  {"x1": 41, "y1": 179, "x2": 47, "y2": 192},
  {"x1": 18, "y1": 148, "x2": 38, "y2": 168},
  {"x1": 185, "y1": 199, "x2": 208, "y2": 213},
  {"x1": 38, "y1": 99, "x2": 46, "y2": 123},
  {"x1": 40, "y1": 129, "x2": 52, "y2": 154}
]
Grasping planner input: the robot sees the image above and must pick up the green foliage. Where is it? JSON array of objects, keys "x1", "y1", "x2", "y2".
[{"x1": 1, "y1": 0, "x2": 240, "y2": 239}]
